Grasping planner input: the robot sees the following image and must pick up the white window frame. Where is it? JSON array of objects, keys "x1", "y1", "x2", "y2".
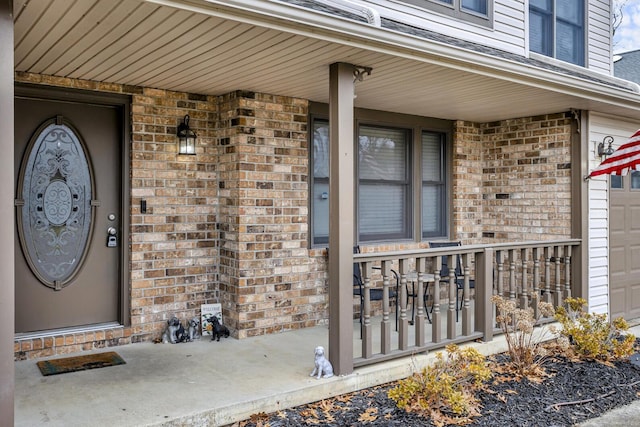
[
  {"x1": 529, "y1": 0, "x2": 585, "y2": 66},
  {"x1": 399, "y1": 0, "x2": 492, "y2": 27}
]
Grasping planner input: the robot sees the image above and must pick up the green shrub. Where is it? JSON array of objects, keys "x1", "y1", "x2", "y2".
[
  {"x1": 555, "y1": 297, "x2": 635, "y2": 361},
  {"x1": 388, "y1": 344, "x2": 490, "y2": 425}
]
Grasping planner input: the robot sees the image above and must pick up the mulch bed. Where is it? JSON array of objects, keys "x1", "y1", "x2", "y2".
[{"x1": 237, "y1": 343, "x2": 640, "y2": 427}]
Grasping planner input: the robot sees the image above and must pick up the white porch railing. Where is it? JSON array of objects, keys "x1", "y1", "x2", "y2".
[{"x1": 350, "y1": 239, "x2": 581, "y2": 368}]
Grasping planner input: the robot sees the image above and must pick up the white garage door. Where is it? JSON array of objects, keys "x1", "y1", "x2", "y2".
[{"x1": 610, "y1": 172, "x2": 640, "y2": 320}]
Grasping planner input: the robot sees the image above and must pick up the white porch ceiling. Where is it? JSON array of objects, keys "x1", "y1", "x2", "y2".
[{"x1": 13, "y1": 0, "x2": 640, "y2": 123}]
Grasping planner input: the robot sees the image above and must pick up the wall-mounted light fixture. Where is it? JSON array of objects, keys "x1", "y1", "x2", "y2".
[
  {"x1": 177, "y1": 114, "x2": 197, "y2": 155},
  {"x1": 597, "y1": 135, "x2": 615, "y2": 157}
]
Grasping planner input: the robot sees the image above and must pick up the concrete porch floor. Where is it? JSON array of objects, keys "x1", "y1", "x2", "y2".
[
  {"x1": 15, "y1": 321, "x2": 640, "y2": 427},
  {"x1": 13, "y1": 315, "x2": 492, "y2": 427}
]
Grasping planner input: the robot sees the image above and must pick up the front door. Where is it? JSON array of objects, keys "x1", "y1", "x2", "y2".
[
  {"x1": 15, "y1": 90, "x2": 124, "y2": 333},
  {"x1": 610, "y1": 172, "x2": 640, "y2": 320}
]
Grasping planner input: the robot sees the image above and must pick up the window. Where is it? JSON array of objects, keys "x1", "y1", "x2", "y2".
[
  {"x1": 632, "y1": 171, "x2": 640, "y2": 190},
  {"x1": 461, "y1": 0, "x2": 487, "y2": 15},
  {"x1": 610, "y1": 174, "x2": 623, "y2": 189},
  {"x1": 311, "y1": 118, "x2": 330, "y2": 245},
  {"x1": 400, "y1": 0, "x2": 491, "y2": 26},
  {"x1": 309, "y1": 108, "x2": 449, "y2": 246},
  {"x1": 422, "y1": 132, "x2": 446, "y2": 238},
  {"x1": 529, "y1": 0, "x2": 584, "y2": 66},
  {"x1": 358, "y1": 125, "x2": 412, "y2": 241},
  {"x1": 610, "y1": 173, "x2": 640, "y2": 191}
]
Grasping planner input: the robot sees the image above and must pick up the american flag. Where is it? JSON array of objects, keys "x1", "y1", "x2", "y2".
[{"x1": 588, "y1": 129, "x2": 640, "y2": 178}]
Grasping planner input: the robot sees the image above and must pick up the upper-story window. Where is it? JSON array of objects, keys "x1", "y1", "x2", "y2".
[
  {"x1": 401, "y1": 0, "x2": 491, "y2": 27},
  {"x1": 529, "y1": 0, "x2": 585, "y2": 66}
]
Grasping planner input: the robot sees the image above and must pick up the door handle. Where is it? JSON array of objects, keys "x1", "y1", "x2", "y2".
[{"x1": 107, "y1": 227, "x2": 118, "y2": 247}]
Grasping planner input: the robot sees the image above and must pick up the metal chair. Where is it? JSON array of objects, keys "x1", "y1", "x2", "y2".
[
  {"x1": 429, "y1": 241, "x2": 475, "y2": 321},
  {"x1": 352, "y1": 246, "x2": 398, "y2": 336}
]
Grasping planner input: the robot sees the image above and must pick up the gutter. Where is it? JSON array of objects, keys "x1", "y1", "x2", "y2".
[{"x1": 314, "y1": 0, "x2": 381, "y2": 27}]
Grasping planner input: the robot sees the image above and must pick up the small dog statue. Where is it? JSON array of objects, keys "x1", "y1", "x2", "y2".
[
  {"x1": 175, "y1": 321, "x2": 189, "y2": 343},
  {"x1": 310, "y1": 346, "x2": 333, "y2": 379},
  {"x1": 161, "y1": 316, "x2": 182, "y2": 344},
  {"x1": 211, "y1": 316, "x2": 230, "y2": 342},
  {"x1": 188, "y1": 316, "x2": 201, "y2": 341}
]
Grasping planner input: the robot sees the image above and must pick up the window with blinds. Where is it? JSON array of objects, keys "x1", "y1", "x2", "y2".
[
  {"x1": 529, "y1": 0, "x2": 584, "y2": 66},
  {"x1": 358, "y1": 125, "x2": 411, "y2": 241},
  {"x1": 422, "y1": 132, "x2": 446, "y2": 238},
  {"x1": 309, "y1": 113, "x2": 449, "y2": 246}
]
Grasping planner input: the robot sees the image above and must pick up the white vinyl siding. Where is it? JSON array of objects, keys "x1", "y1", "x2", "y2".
[
  {"x1": 587, "y1": 113, "x2": 639, "y2": 315},
  {"x1": 369, "y1": 0, "x2": 526, "y2": 55},
  {"x1": 371, "y1": 0, "x2": 611, "y2": 74},
  {"x1": 586, "y1": 0, "x2": 612, "y2": 74}
]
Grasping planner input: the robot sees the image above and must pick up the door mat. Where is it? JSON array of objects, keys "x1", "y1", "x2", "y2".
[{"x1": 36, "y1": 351, "x2": 126, "y2": 376}]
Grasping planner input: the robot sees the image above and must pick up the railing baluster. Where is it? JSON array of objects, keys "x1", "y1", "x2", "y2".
[
  {"x1": 447, "y1": 254, "x2": 457, "y2": 340},
  {"x1": 398, "y1": 258, "x2": 409, "y2": 351},
  {"x1": 533, "y1": 247, "x2": 541, "y2": 318},
  {"x1": 494, "y1": 249, "x2": 504, "y2": 329},
  {"x1": 432, "y1": 255, "x2": 442, "y2": 343},
  {"x1": 415, "y1": 257, "x2": 426, "y2": 347},
  {"x1": 564, "y1": 245, "x2": 572, "y2": 300},
  {"x1": 380, "y1": 260, "x2": 391, "y2": 355},
  {"x1": 543, "y1": 246, "x2": 552, "y2": 303},
  {"x1": 554, "y1": 246, "x2": 562, "y2": 307},
  {"x1": 362, "y1": 261, "x2": 372, "y2": 359},
  {"x1": 461, "y1": 252, "x2": 471, "y2": 336},
  {"x1": 509, "y1": 249, "x2": 516, "y2": 303},
  {"x1": 520, "y1": 248, "x2": 528, "y2": 309},
  {"x1": 496, "y1": 250, "x2": 504, "y2": 297}
]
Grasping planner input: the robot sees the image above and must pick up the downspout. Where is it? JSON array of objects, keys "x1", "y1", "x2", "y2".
[{"x1": 314, "y1": 0, "x2": 381, "y2": 27}]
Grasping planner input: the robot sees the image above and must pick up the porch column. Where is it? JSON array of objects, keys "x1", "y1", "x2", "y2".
[
  {"x1": 571, "y1": 110, "x2": 587, "y2": 300},
  {"x1": 328, "y1": 62, "x2": 355, "y2": 375},
  {"x1": 0, "y1": 0, "x2": 14, "y2": 423}
]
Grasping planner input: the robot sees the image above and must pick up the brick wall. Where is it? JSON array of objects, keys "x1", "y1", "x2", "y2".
[
  {"x1": 452, "y1": 113, "x2": 572, "y2": 244},
  {"x1": 217, "y1": 91, "x2": 328, "y2": 338},
  {"x1": 12, "y1": 72, "x2": 573, "y2": 360},
  {"x1": 452, "y1": 120, "x2": 484, "y2": 243},
  {"x1": 479, "y1": 113, "x2": 572, "y2": 241},
  {"x1": 129, "y1": 87, "x2": 219, "y2": 341}
]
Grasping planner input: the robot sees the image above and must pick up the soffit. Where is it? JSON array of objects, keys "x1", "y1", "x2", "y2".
[{"x1": 13, "y1": 0, "x2": 640, "y2": 123}]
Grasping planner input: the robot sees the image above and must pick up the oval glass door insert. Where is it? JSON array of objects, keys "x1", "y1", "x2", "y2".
[{"x1": 16, "y1": 116, "x2": 94, "y2": 290}]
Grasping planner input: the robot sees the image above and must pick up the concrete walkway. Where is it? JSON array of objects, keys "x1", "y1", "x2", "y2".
[{"x1": 14, "y1": 324, "x2": 640, "y2": 426}]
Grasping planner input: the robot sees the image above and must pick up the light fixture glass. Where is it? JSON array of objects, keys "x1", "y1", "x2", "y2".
[{"x1": 177, "y1": 114, "x2": 197, "y2": 155}]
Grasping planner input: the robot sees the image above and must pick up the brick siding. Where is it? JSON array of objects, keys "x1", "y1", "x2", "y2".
[
  {"x1": 217, "y1": 91, "x2": 328, "y2": 338},
  {"x1": 13, "y1": 72, "x2": 572, "y2": 359},
  {"x1": 444, "y1": 113, "x2": 572, "y2": 245}
]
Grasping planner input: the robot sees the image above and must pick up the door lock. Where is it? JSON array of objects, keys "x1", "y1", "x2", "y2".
[{"x1": 107, "y1": 226, "x2": 118, "y2": 247}]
